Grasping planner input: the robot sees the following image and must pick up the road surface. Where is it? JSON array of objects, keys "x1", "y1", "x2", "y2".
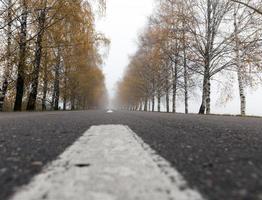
[{"x1": 0, "y1": 110, "x2": 261, "y2": 200}]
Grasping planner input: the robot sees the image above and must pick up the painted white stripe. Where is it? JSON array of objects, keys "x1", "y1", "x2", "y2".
[
  {"x1": 107, "y1": 110, "x2": 114, "y2": 113},
  {"x1": 10, "y1": 125, "x2": 204, "y2": 200}
]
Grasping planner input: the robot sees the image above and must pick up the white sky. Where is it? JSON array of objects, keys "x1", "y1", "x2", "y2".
[
  {"x1": 96, "y1": 0, "x2": 155, "y2": 97},
  {"x1": 96, "y1": 0, "x2": 262, "y2": 116}
]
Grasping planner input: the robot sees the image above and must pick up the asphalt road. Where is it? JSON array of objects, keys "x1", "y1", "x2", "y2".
[{"x1": 0, "y1": 110, "x2": 262, "y2": 200}]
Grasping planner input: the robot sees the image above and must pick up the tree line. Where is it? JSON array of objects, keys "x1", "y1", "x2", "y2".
[
  {"x1": 0, "y1": 0, "x2": 108, "y2": 112},
  {"x1": 116, "y1": 0, "x2": 262, "y2": 116}
]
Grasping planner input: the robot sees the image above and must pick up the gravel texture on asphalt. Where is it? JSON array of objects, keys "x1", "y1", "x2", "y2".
[{"x1": 0, "y1": 110, "x2": 262, "y2": 200}]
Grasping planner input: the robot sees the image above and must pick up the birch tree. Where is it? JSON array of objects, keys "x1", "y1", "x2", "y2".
[
  {"x1": 0, "y1": 0, "x2": 12, "y2": 111},
  {"x1": 0, "y1": 0, "x2": 108, "y2": 111},
  {"x1": 14, "y1": 0, "x2": 28, "y2": 111},
  {"x1": 26, "y1": 0, "x2": 47, "y2": 111},
  {"x1": 232, "y1": 1, "x2": 262, "y2": 115}
]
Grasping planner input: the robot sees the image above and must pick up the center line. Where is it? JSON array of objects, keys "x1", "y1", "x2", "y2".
[{"x1": 10, "y1": 125, "x2": 205, "y2": 200}]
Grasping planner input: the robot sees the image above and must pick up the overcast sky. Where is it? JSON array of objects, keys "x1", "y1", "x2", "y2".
[
  {"x1": 96, "y1": 0, "x2": 155, "y2": 96},
  {"x1": 96, "y1": 0, "x2": 262, "y2": 116}
]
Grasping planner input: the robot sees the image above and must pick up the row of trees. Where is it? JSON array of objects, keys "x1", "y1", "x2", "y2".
[
  {"x1": 116, "y1": 0, "x2": 262, "y2": 116},
  {"x1": 0, "y1": 0, "x2": 108, "y2": 111}
]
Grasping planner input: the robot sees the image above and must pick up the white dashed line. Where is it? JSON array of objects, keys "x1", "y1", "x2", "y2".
[
  {"x1": 10, "y1": 125, "x2": 205, "y2": 200},
  {"x1": 107, "y1": 110, "x2": 114, "y2": 113}
]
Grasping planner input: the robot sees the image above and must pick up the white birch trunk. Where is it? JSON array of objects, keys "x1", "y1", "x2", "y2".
[
  {"x1": 199, "y1": 0, "x2": 212, "y2": 115},
  {"x1": 234, "y1": 5, "x2": 246, "y2": 116}
]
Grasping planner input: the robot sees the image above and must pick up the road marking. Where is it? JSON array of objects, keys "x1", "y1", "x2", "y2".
[
  {"x1": 10, "y1": 125, "x2": 204, "y2": 200},
  {"x1": 107, "y1": 110, "x2": 114, "y2": 113}
]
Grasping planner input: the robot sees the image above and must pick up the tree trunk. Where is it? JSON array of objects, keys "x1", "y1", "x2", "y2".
[
  {"x1": 237, "y1": 70, "x2": 246, "y2": 116},
  {"x1": 199, "y1": 70, "x2": 210, "y2": 114},
  {"x1": 63, "y1": 73, "x2": 68, "y2": 110},
  {"x1": 42, "y1": 52, "x2": 48, "y2": 111},
  {"x1": 0, "y1": 0, "x2": 12, "y2": 112},
  {"x1": 63, "y1": 97, "x2": 67, "y2": 110},
  {"x1": 165, "y1": 72, "x2": 170, "y2": 113},
  {"x1": 152, "y1": 96, "x2": 155, "y2": 112},
  {"x1": 42, "y1": 84, "x2": 47, "y2": 111},
  {"x1": 172, "y1": 59, "x2": 178, "y2": 113},
  {"x1": 14, "y1": 1, "x2": 28, "y2": 111},
  {"x1": 71, "y1": 96, "x2": 75, "y2": 110},
  {"x1": 139, "y1": 102, "x2": 142, "y2": 111},
  {"x1": 234, "y1": 5, "x2": 246, "y2": 116},
  {"x1": 166, "y1": 91, "x2": 169, "y2": 113},
  {"x1": 184, "y1": 67, "x2": 189, "y2": 114},
  {"x1": 52, "y1": 48, "x2": 61, "y2": 111},
  {"x1": 27, "y1": 7, "x2": 46, "y2": 111},
  {"x1": 144, "y1": 97, "x2": 148, "y2": 111},
  {"x1": 0, "y1": 80, "x2": 8, "y2": 112},
  {"x1": 157, "y1": 91, "x2": 161, "y2": 112},
  {"x1": 134, "y1": 104, "x2": 138, "y2": 111},
  {"x1": 206, "y1": 78, "x2": 211, "y2": 114},
  {"x1": 199, "y1": 0, "x2": 212, "y2": 115},
  {"x1": 0, "y1": 81, "x2": 8, "y2": 111},
  {"x1": 183, "y1": 34, "x2": 189, "y2": 114},
  {"x1": 63, "y1": 91, "x2": 67, "y2": 111}
]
